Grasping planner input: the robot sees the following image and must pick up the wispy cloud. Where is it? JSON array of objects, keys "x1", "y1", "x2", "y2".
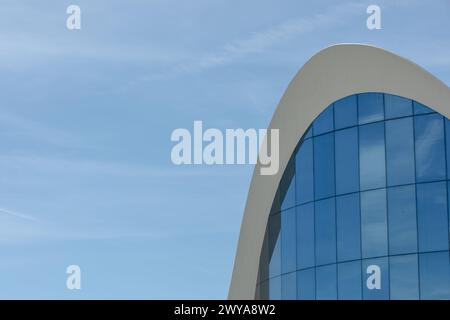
[
  {"x1": 0, "y1": 154, "x2": 238, "y2": 179},
  {"x1": 0, "y1": 207, "x2": 37, "y2": 221},
  {"x1": 0, "y1": 32, "x2": 186, "y2": 67},
  {"x1": 0, "y1": 111, "x2": 81, "y2": 148},
  {"x1": 0, "y1": 216, "x2": 164, "y2": 245},
  {"x1": 140, "y1": 2, "x2": 365, "y2": 81}
]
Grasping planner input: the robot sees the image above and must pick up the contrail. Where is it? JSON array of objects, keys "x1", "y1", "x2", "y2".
[{"x1": 0, "y1": 207, "x2": 37, "y2": 221}]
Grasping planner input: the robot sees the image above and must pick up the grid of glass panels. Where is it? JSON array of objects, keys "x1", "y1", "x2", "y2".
[{"x1": 256, "y1": 93, "x2": 450, "y2": 300}]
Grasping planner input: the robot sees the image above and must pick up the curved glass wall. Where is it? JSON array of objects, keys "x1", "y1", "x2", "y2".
[{"x1": 256, "y1": 93, "x2": 450, "y2": 300}]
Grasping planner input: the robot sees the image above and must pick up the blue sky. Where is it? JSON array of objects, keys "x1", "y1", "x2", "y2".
[{"x1": 0, "y1": 0, "x2": 449, "y2": 299}]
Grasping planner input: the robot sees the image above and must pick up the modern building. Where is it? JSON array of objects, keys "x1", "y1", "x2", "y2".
[{"x1": 229, "y1": 44, "x2": 450, "y2": 300}]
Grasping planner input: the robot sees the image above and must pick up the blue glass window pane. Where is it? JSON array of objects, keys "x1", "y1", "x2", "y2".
[
  {"x1": 281, "y1": 209, "x2": 296, "y2": 273},
  {"x1": 362, "y1": 257, "x2": 390, "y2": 300},
  {"x1": 280, "y1": 162, "x2": 295, "y2": 211},
  {"x1": 314, "y1": 133, "x2": 335, "y2": 199},
  {"x1": 334, "y1": 95, "x2": 358, "y2": 129},
  {"x1": 316, "y1": 265, "x2": 337, "y2": 300},
  {"x1": 448, "y1": 182, "x2": 450, "y2": 243},
  {"x1": 359, "y1": 122, "x2": 386, "y2": 190},
  {"x1": 419, "y1": 252, "x2": 450, "y2": 300},
  {"x1": 387, "y1": 185, "x2": 417, "y2": 255},
  {"x1": 281, "y1": 272, "x2": 296, "y2": 300},
  {"x1": 269, "y1": 276, "x2": 281, "y2": 300},
  {"x1": 295, "y1": 139, "x2": 314, "y2": 204},
  {"x1": 386, "y1": 117, "x2": 415, "y2": 186},
  {"x1": 315, "y1": 198, "x2": 336, "y2": 266},
  {"x1": 358, "y1": 93, "x2": 384, "y2": 125},
  {"x1": 313, "y1": 104, "x2": 334, "y2": 135},
  {"x1": 304, "y1": 126, "x2": 312, "y2": 139},
  {"x1": 417, "y1": 182, "x2": 449, "y2": 252},
  {"x1": 268, "y1": 214, "x2": 281, "y2": 277},
  {"x1": 446, "y1": 119, "x2": 450, "y2": 180},
  {"x1": 338, "y1": 261, "x2": 362, "y2": 300},
  {"x1": 384, "y1": 94, "x2": 412, "y2": 119},
  {"x1": 413, "y1": 101, "x2": 434, "y2": 115},
  {"x1": 389, "y1": 254, "x2": 419, "y2": 300},
  {"x1": 335, "y1": 127, "x2": 359, "y2": 194},
  {"x1": 297, "y1": 268, "x2": 315, "y2": 300},
  {"x1": 361, "y1": 189, "x2": 388, "y2": 258},
  {"x1": 336, "y1": 193, "x2": 361, "y2": 262},
  {"x1": 414, "y1": 113, "x2": 446, "y2": 182},
  {"x1": 280, "y1": 177, "x2": 295, "y2": 211},
  {"x1": 296, "y1": 203, "x2": 315, "y2": 269},
  {"x1": 281, "y1": 179, "x2": 295, "y2": 211}
]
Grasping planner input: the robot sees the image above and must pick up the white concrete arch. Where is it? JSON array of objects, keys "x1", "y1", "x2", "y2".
[{"x1": 228, "y1": 44, "x2": 450, "y2": 299}]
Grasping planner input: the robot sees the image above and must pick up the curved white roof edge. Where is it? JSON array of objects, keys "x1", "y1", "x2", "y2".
[{"x1": 228, "y1": 43, "x2": 450, "y2": 299}]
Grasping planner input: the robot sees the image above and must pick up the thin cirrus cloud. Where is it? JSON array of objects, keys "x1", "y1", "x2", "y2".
[
  {"x1": 140, "y1": 2, "x2": 366, "y2": 81},
  {"x1": 0, "y1": 216, "x2": 165, "y2": 244},
  {"x1": 0, "y1": 154, "x2": 219, "y2": 179},
  {"x1": 0, "y1": 111, "x2": 80, "y2": 147},
  {"x1": 0, "y1": 31, "x2": 187, "y2": 68},
  {"x1": 139, "y1": 0, "x2": 435, "y2": 82},
  {"x1": 0, "y1": 207, "x2": 37, "y2": 221}
]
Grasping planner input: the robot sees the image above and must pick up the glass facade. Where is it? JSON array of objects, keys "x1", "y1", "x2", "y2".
[{"x1": 257, "y1": 93, "x2": 450, "y2": 300}]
